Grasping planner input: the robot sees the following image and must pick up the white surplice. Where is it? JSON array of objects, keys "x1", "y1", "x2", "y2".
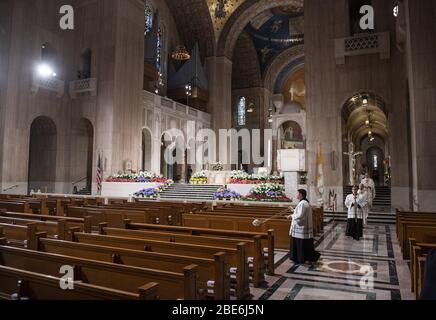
[
  {"x1": 344, "y1": 193, "x2": 368, "y2": 220},
  {"x1": 358, "y1": 190, "x2": 370, "y2": 225},
  {"x1": 361, "y1": 177, "x2": 376, "y2": 207}
]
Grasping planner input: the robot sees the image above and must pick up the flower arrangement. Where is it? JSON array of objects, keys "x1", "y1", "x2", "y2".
[
  {"x1": 213, "y1": 187, "x2": 241, "y2": 201},
  {"x1": 134, "y1": 187, "x2": 160, "y2": 199},
  {"x1": 211, "y1": 162, "x2": 224, "y2": 171},
  {"x1": 106, "y1": 171, "x2": 173, "y2": 185},
  {"x1": 242, "y1": 183, "x2": 291, "y2": 202},
  {"x1": 190, "y1": 170, "x2": 209, "y2": 184},
  {"x1": 229, "y1": 171, "x2": 284, "y2": 185}
]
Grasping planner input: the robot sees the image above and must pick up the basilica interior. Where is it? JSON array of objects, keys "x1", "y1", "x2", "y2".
[{"x1": 0, "y1": 0, "x2": 435, "y2": 302}]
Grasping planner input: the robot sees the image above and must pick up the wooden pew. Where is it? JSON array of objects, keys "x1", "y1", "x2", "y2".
[
  {"x1": 69, "y1": 231, "x2": 250, "y2": 299},
  {"x1": 0, "y1": 265, "x2": 158, "y2": 300},
  {"x1": 0, "y1": 243, "x2": 199, "y2": 300},
  {"x1": 409, "y1": 239, "x2": 436, "y2": 298},
  {"x1": 125, "y1": 221, "x2": 275, "y2": 276},
  {"x1": 398, "y1": 222, "x2": 436, "y2": 259},
  {"x1": 34, "y1": 236, "x2": 229, "y2": 300},
  {"x1": 99, "y1": 225, "x2": 266, "y2": 287},
  {"x1": 0, "y1": 201, "x2": 29, "y2": 214},
  {"x1": 67, "y1": 206, "x2": 175, "y2": 227},
  {"x1": 182, "y1": 213, "x2": 290, "y2": 250},
  {"x1": 0, "y1": 210, "x2": 84, "y2": 225}
]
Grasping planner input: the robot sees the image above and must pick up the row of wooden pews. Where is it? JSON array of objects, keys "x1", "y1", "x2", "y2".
[
  {"x1": 0, "y1": 198, "x2": 274, "y2": 300},
  {"x1": 0, "y1": 195, "x2": 324, "y2": 300},
  {"x1": 396, "y1": 210, "x2": 436, "y2": 299}
]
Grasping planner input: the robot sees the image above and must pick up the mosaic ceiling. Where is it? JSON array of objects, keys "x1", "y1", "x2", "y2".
[
  {"x1": 246, "y1": 5, "x2": 304, "y2": 73},
  {"x1": 207, "y1": 0, "x2": 246, "y2": 42}
]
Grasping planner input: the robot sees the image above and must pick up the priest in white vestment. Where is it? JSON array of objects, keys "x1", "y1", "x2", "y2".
[
  {"x1": 358, "y1": 183, "x2": 370, "y2": 225},
  {"x1": 361, "y1": 172, "x2": 376, "y2": 208},
  {"x1": 345, "y1": 185, "x2": 368, "y2": 241},
  {"x1": 287, "y1": 189, "x2": 321, "y2": 264}
]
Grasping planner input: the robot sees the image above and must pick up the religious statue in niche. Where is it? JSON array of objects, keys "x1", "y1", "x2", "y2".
[
  {"x1": 281, "y1": 121, "x2": 304, "y2": 150},
  {"x1": 215, "y1": 0, "x2": 228, "y2": 19},
  {"x1": 284, "y1": 127, "x2": 294, "y2": 141}
]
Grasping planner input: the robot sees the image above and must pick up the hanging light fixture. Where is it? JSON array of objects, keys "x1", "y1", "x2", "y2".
[{"x1": 171, "y1": 45, "x2": 191, "y2": 61}]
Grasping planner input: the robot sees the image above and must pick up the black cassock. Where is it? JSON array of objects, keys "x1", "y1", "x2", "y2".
[{"x1": 344, "y1": 194, "x2": 367, "y2": 241}]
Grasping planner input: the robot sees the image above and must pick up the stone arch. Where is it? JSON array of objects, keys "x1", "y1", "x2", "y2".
[
  {"x1": 263, "y1": 44, "x2": 304, "y2": 92},
  {"x1": 71, "y1": 118, "x2": 94, "y2": 194},
  {"x1": 217, "y1": 0, "x2": 303, "y2": 58},
  {"x1": 142, "y1": 127, "x2": 153, "y2": 172},
  {"x1": 28, "y1": 116, "x2": 57, "y2": 194}
]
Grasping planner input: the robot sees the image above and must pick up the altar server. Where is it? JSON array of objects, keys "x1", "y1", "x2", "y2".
[
  {"x1": 288, "y1": 189, "x2": 321, "y2": 265},
  {"x1": 345, "y1": 185, "x2": 368, "y2": 241},
  {"x1": 361, "y1": 172, "x2": 376, "y2": 208},
  {"x1": 358, "y1": 183, "x2": 370, "y2": 225}
]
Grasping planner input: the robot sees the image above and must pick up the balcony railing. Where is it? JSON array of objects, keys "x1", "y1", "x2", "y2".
[
  {"x1": 334, "y1": 32, "x2": 390, "y2": 64},
  {"x1": 31, "y1": 74, "x2": 65, "y2": 98},
  {"x1": 69, "y1": 78, "x2": 97, "y2": 98},
  {"x1": 142, "y1": 90, "x2": 211, "y2": 124}
]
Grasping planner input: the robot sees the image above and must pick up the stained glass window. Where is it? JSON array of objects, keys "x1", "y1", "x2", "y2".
[
  {"x1": 237, "y1": 97, "x2": 246, "y2": 126},
  {"x1": 156, "y1": 26, "x2": 162, "y2": 70},
  {"x1": 144, "y1": 5, "x2": 153, "y2": 36}
]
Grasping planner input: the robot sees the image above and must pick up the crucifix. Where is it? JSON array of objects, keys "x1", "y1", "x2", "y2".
[{"x1": 344, "y1": 142, "x2": 363, "y2": 186}]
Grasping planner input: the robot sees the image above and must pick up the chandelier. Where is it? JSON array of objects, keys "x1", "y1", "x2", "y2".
[{"x1": 171, "y1": 45, "x2": 191, "y2": 61}]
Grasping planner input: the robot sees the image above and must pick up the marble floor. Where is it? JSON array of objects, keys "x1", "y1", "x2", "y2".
[{"x1": 250, "y1": 222, "x2": 415, "y2": 300}]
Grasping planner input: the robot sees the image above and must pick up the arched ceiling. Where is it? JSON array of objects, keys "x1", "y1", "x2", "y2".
[
  {"x1": 232, "y1": 31, "x2": 262, "y2": 90},
  {"x1": 165, "y1": 0, "x2": 304, "y2": 64},
  {"x1": 246, "y1": 5, "x2": 304, "y2": 72},
  {"x1": 164, "y1": 0, "x2": 216, "y2": 60},
  {"x1": 342, "y1": 93, "x2": 389, "y2": 142},
  {"x1": 217, "y1": 0, "x2": 304, "y2": 58}
]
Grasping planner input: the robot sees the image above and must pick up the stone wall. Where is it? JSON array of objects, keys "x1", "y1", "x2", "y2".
[{"x1": 304, "y1": 0, "x2": 411, "y2": 209}]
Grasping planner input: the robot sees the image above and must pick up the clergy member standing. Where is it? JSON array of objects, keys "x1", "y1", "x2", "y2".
[
  {"x1": 345, "y1": 185, "x2": 367, "y2": 241},
  {"x1": 361, "y1": 172, "x2": 376, "y2": 208},
  {"x1": 287, "y1": 189, "x2": 321, "y2": 265},
  {"x1": 358, "y1": 183, "x2": 370, "y2": 225}
]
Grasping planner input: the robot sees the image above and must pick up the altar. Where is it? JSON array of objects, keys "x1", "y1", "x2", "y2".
[
  {"x1": 207, "y1": 171, "x2": 232, "y2": 185},
  {"x1": 101, "y1": 182, "x2": 160, "y2": 197}
]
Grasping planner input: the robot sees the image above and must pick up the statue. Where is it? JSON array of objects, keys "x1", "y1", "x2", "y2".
[
  {"x1": 344, "y1": 142, "x2": 363, "y2": 186},
  {"x1": 285, "y1": 127, "x2": 294, "y2": 141}
]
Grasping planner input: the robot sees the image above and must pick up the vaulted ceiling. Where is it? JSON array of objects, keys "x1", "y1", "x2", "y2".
[
  {"x1": 165, "y1": 0, "x2": 304, "y2": 62},
  {"x1": 164, "y1": 0, "x2": 216, "y2": 61}
]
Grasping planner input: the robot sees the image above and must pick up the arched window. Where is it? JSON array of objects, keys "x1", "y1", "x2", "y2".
[
  {"x1": 144, "y1": 5, "x2": 154, "y2": 36},
  {"x1": 237, "y1": 97, "x2": 246, "y2": 126},
  {"x1": 156, "y1": 25, "x2": 167, "y2": 87},
  {"x1": 156, "y1": 26, "x2": 162, "y2": 71},
  {"x1": 373, "y1": 155, "x2": 378, "y2": 169}
]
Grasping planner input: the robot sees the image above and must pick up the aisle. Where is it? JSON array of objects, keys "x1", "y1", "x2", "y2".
[{"x1": 251, "y1": 223, "x2": 414, "y2": 300}]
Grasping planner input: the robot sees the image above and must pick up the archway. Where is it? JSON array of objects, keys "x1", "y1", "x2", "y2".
[
  {"x1": 341, "y1": 93, "x2": 390, "y2": 187},
  {"x1": 28, "y1": 116, "x2": 57, "y2": 194},
  {"x1": 71, "y1": 118, "x2": 94, "y2": 194},
  {"x1": 217, "y1": 0, "x2": 304, "y2": 58},
  {"x1": 160, "y1": 133, "x2": 183, "y2": 182},
  {"x1": 366, "y1": 146, "x2": 384, "y2": 186},
  {"x1": 142, "y1": 128, "x2": 152, "y2": 171}
]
